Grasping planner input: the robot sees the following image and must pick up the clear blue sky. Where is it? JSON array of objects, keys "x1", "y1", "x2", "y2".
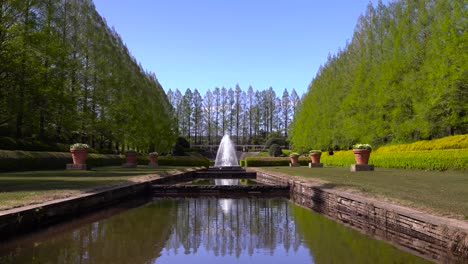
[{"x1": 93, "y1": 0, "x2": 389, "y2": 95}]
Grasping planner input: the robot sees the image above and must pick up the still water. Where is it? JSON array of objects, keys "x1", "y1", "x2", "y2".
[{"x1": 0, "y1": 198, "x2": 430, "y2": 264}]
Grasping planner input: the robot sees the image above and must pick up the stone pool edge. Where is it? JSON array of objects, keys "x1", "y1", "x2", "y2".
[
  {"x1": 252, "y1": 167, "x2": 468, "y2": 263},
  {"x1": 0, "y1": 168, "x2": 203, "y2": 239}
]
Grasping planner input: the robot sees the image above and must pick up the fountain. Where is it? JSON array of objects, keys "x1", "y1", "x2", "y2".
[
  {"x1": 214, "y1": 135, "x2": 239, "y2": 167},
  {"x1": 213, "y1": 135, "x2": 240, "y2": 213},
  {"x1": 213, "y1": 135, "x2": 240, "y2": 188}
]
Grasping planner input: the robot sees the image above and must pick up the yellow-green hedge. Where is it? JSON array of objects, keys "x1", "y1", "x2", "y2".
[
  {"x1": 376, "y1": 134, "x2": 468, "y2": 152},
  {"x1": 322, "y1": 149, "x2": 468, "y2": 170}
]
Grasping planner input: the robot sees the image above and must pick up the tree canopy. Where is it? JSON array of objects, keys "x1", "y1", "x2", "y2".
[
  {"x1": 291, "y1": 0, "x2": 467, "y2": 151},
  {"x1": 0, "y1": 0, "x2": 175, "y2": 153}
]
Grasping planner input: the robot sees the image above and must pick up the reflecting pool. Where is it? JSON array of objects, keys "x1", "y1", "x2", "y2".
[{"x1": 0, "y1": 198, "x2": 431, "y2": 264}]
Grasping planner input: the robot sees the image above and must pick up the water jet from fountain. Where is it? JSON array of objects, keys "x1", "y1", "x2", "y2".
[{"x1": 214, "y1": 135, "x2": 239, "y2": 168}]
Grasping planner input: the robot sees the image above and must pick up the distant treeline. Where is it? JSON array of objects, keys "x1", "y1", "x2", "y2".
[
  {"x1": 167, "y1": 86, "x2": 302, "y2": 146},
  {"x1": 292, "y1": 0, "x2": 467, "y2": 150},
  {"x1": 0, "y1": 0, "x2": 175, "y2": 153}
]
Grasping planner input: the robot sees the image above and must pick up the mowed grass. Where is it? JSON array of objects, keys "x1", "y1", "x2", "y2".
[
  {"x1": 0, "y1": 166, "x2": 187, "y2": 210},
  {"x1": 263, "y1": 166, "x2": 468, "y2": 220}
]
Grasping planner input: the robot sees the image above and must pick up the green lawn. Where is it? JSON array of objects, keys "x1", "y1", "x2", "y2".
[
  {"x1": 263, "y1": 166, "x2": 468, "y2": 220},
  {"x1": 0, "y1": 166, "x2": 187, "y2": 210}
]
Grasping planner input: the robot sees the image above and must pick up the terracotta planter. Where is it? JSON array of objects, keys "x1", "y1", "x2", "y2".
[
  {"x1": 309, "y1": 152, "x2": 322, "y2": 164},
  {"x1": 149, "y1": 154, "x2": 158, "y2": 164},
  {"x1": 70, "y1": 149, "x2": 88, "y2": 165},
  {"x1": 290, "y1": 155, "x2": 299, "y2": 164},
  {"x1": 125, "y1": 153, "x2": 138, "y2": 165},
  {"x1": 353, "y1": 149, "x2": 371, "y2": 165}
]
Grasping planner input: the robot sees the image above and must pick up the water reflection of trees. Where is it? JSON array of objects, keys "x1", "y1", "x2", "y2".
[
  {"x1": 0, "y1": 200, "x2": 177, "y2": 264},
  {"x1": 292, "y1": 204, "x2": 431, "y2": 264},
  {"x1": 163, "y1": 198, "x2": 303, "y2": 257}
]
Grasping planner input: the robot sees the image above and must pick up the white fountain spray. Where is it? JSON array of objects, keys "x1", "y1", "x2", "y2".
[
  {"x1": 214, "y1": 135, "x2": 239, "y2": 167},
  {"x1": 213, "y1": 135, "x2": 239, "y2": 214}
]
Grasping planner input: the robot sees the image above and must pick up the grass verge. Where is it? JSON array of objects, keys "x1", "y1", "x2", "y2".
[
  {"x1": 262, "y1": 166, "x2": 468, "y2": 220},
  {"x1": 0, "y1": 166, "x2": 188, "y2": 211}
]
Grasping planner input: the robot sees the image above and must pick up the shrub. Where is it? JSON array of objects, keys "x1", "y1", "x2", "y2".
[
  {"x1": 321, "y1": 149, "x2": 468, "y2": 170},
  {"x1": 137, "y1": 155, "x2": 209, "y2": 167},
  {"x1": 0, "y1": 137, "x2": 17, "y2": 150},
  {"x1": 264, "y1": 137, "x2": 286, "y2": 149},
  {"x1": 376, "y1": 135, "x2": 468, "y2": 152},
  {"x1": 269, "y1": 144, "x2": 282, "y2": 157},
  {"x1": 245, "y1": 156, "x2": 309, "y2": 167},
  {"x1": 176, "y1": 137, "x2": 190, "y2": 149},
  {"x1": 0, "y1": 150, "x2": 123, "y2": 172},
  {"x1": 70, "y1": 143, "x2": 89, "y2": 150},
  {"x1": 172, "y1": 143, "x2": 185, "y2": 156},
  {"x1": 353, "y1": 144, "x2": 372, "y2": 150}
]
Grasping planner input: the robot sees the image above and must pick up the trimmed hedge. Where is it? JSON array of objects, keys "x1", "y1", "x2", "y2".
[
  {"x1": 246, "y1": 149, "x2": 468, "y2": 170},
  {"x1": 0, "y1": 150, "x2": 210, "y2": 172},
  {"x1": 245, "y1": 156, "x2": 310, "y2": 167},
  {"x1": 137, "y1": 155, "x2": 210, "y2": 167},
  {"x1": 321, "y1": 149, "x2": 468, "y2": 171},
  {"x1": 376, "y1": 134, "x2": 468, "y2": 152},
  {"x1": 0, "y1": 150, "x2": 123, "y2": 172}
]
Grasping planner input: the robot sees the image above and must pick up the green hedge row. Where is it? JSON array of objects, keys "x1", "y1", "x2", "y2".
[
  {"x1": 321, "y1": 149, "x2": 468, "y2": 171},
  {"x1": 245, "y1": 157, "x2": 310, "y2": 167},
  {"x1": 246, "y1": 149, "x2": 468, "y2": 171},
  {"x1": 137, "y1": 155, "x2": 210, "y2": 167},
  {"x1": 0, "y1": 150, "x2": 211, "y2": 172},
  {"x1": 0, "y1": 150, "x2": 123, "y2": 172}
]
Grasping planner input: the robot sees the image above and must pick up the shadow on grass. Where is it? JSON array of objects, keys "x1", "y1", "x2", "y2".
[
  {"x1": 0, "y1": 178, "x2": 135, "y2": 193},
  {"x1": 0, "y1": 166, "x2": 186, "y2": 193},
  {"x1": 0, "y1": 166, "x2": 183, "y2": 178}
]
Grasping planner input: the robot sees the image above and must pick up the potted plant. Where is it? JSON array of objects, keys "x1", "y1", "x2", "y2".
[
  {"x1": 289, "y1": 152, "x2": 300, "y2": 165},
  {"x1": 309, "y1": 150, "x2": 322, "y2": 164},
  {"x1": 352, "y1": 144, "x2": 372, "y2": 165},
  {"x1": 70, "y1": 143, "x2": 89, "y2": 165},
  {"x1": 149, "y1": 152, "x2": 158, "y2": 167},
  {"x1": 124, "y1": 150, "x2": 138, "y2": 165}
]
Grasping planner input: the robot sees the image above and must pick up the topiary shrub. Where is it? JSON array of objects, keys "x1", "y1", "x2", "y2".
[
  {"x1": 176, "y1": 137, "x2": 190, "y2": 149},
  {"x1": 172, "y1": 142, "x2": 185, "y2": 156},
  {"x1": 264, "y1": 137, "x2": 286, "y2": 149},
  {"x1": 269, "y1": 144, "x2": 282, "y2": 157}
]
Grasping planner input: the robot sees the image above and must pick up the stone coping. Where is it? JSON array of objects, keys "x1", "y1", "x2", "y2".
[
  {"x1": 0, "y1": 167, "x2": 204, "y2": 238},
  {"x1": 251, "y1": 168, "x2": 468, "y2": 230},
  {"x1": 252, "y1": 167, "x2": 468, "y2": 262}
]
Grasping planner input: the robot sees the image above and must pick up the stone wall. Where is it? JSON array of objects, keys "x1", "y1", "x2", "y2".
[
  {"x1": 253, "y1": 168, "x2": 468, "y2": 263},
  {"x1": 0, "y1": 170, "x2": 198, "y2": 239}
]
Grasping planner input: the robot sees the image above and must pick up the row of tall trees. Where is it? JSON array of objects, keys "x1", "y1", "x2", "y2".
[
  {"x1": 167, "y1": 86, "x2": 302, "y2": 145},
  {"x1": 292, "y1": 0, "x2": 467, "y2": 150},
  {"x1": 0, "y1": 0, "x2": 175, "y2": 152}
]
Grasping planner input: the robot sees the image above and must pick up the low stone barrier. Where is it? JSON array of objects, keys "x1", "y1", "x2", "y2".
[
  {"x1": 152, "y1": 185, "x2": 289, "y2": 196},
  {"x1": 0, "y1": 169, "x2": 199, "y2": 239},
  {"x1": 253, "y1": 168, "x2": 468, "y2": 263}
]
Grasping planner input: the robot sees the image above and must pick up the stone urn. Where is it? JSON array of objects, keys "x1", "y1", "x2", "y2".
[
  {"x1": 124, "y1": 150, "x2": 138, "y2": 167},
  {"x1": 69, "y1": 143, "x2": 89, "y2": 165},
  {"x1": 353, "y1": 149, "x2": 371, "y2": 165},
  {"x1": 309, "y1": 151, "x2": 322, "y2": 164},
  {"x1": 289, "y1": 153, "x2": 300, "y2": 166},
  {"x1": 149, "y1": 152, "x2": 158, "y2": 167},
  {"x1": 71, "y1": 149, "x2": 88, "y2": 165}
]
